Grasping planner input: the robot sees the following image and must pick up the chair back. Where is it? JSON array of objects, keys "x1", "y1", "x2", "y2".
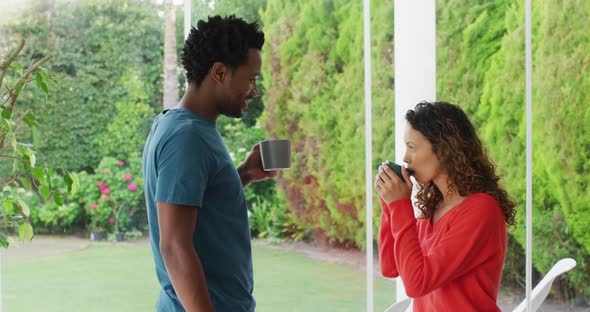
[{"x1": 512, "y1": 258, "x2": 577, "y2": 312}]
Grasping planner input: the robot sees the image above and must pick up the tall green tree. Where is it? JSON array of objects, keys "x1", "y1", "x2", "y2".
[
  {"x1": 261, "y1": 0, "x2": 395, "y2": 248},
  {"x1": 437, "y1": 0, "x2": 590, "y2": 298},
  {"x1": 163, "y1": 0, "x2": 180, "y2": 109}
]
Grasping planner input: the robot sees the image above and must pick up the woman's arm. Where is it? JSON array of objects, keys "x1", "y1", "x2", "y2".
[
  {"x1": 388, "y1": 195, "x2": 503, "y2": 298},
  {"x1": 379, "y1": 198, "x2": 400, "y2": 278}
]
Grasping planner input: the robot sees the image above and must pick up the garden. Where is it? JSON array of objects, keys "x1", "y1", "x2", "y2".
[{"x1": 1, "y1": 0, "x2": 589, "y2": 310}]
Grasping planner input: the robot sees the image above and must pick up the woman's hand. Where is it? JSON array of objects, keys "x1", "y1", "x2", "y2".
[{"x1": 374, "y1": 162, "x2": 412, "y2": 205}]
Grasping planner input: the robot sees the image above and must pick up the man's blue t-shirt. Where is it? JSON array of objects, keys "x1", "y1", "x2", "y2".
[{"x1": 142, "y1": 109, "x2": 254, "y2": 312}]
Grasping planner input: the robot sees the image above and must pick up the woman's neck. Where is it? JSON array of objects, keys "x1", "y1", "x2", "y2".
[
  {"x1": 433, "y1": 173, "x2": 463, "y2": 206},
  {"x1": 434, "y1": 173, "x2": 451, "y2": 201}
]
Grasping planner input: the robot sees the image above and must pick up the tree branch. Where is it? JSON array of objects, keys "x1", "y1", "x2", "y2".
[
  {"x1": 0, "y1": 154, "x2": 21, "y2": 160},
  {"x1": 1, "y1": 77, "x2": 36, "y2": 107},
  {"x1": 0, "y1": 39, "x2": 25, "y2": 89},
  {"x1": 14, "y1": 108, "x2": 32, "y2": 123},
  {"x1": 5, "y1": 54, "x2": 52, "y2": 112}
]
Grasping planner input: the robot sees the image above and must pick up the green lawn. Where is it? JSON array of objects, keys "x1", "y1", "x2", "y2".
[{"x1": 2, "y1": 242, "x2": 395, "y2": 311}]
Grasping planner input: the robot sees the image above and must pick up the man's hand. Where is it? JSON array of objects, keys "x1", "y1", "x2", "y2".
[{"x1": 237, "y1": 143, "x2": 278, "y2": 187}]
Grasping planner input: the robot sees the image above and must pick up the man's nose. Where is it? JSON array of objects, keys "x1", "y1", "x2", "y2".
[{"x1": 250, "y1": 85, "x2": 260, "y2": 97}]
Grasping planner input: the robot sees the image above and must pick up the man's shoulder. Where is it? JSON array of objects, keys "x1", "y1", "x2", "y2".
[{"x1": 154, "y1": 114, "x2": 211, "y2": 143}]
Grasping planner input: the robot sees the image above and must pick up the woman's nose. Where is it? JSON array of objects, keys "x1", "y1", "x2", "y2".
[{"x1": 403, "y1": 152, "x2": 410, "y2": 164}]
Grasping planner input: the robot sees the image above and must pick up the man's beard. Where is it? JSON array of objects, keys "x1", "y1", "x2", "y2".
[
  {"x1": 220, "y1": 104, "x2": 243, "y2": 119},
  {"x1": 222, "y1": 110, "x2": 243, "y2": 118}
]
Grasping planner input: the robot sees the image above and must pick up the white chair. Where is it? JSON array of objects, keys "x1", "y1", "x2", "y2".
[
  {"x1": 512, "y1": 258, "x2": 577, "y2": 312},
  {"x1": 383, "y1": 258, "x2": 576, "y2": 312},
  {"x1": 384, "y1": 297, "x2": 412, "y2": 312}
]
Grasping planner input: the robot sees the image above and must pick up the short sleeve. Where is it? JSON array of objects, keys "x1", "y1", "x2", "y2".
[{"x1": 155, "y1": 129, "x2": 209, "y2": 207}]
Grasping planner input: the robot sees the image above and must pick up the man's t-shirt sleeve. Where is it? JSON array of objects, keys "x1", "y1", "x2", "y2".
[{"x1": 155, "y1": 128, "x2": 209, "y2": 207}]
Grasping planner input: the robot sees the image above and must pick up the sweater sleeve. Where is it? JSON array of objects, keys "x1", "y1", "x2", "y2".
[
  {"x1": 378, "y1": 198, "x2": 399, "y2": 278},
  {"x1": 389, "y1": 196, "x2": 501, "y2": 298}
]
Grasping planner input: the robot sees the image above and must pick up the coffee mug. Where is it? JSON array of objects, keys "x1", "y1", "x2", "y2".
[
  {"x1": 259, "y1": 139, "x2": 291, "y2": 171},
  {"x1": 382, "y1": 161, "x2": 415, "y2": 183}
]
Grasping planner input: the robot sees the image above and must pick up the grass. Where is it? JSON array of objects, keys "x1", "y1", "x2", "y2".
[{"x1": 1, "y1": 241, "x2": 395, "y2": 311}]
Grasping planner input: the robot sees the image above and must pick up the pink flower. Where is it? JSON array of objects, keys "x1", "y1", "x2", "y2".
[
  {"x1": 102, "y1": 168, "x2": 110, "y2": 173},
  {"x1": 117, "y1": 160, "x2": 125, "y2": 166},
  {"x1": 127, "y1": 182, "x2": 138, "y2": 192},
  {"x1": 98, "y1": 182, "x2": 107, "y2": 190},
  {"x1": 101, "y1": 196, "x2": 109, "y2": 201},
  {"x1": 101, "y1": 188, "x2": 111, "y2": 195},
  {"x1": 123, "y1": 173, "x2": 133, "y2": 181},
  {"x1": 91, "y1": 203, "x2": 98, "y2": 210},
  {"x1": 108, "y1": 217, "x2": 115, "y2": 224}
]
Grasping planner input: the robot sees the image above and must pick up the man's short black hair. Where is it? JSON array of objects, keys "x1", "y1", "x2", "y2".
[{"x1": 181, "y1": 15, "x2": 265, "y2": 86}]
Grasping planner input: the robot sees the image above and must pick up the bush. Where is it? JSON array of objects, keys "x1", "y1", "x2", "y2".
[
  {"x1": 261, "y1": 0, "x2": 395, "y2": 248},
  {"x1": 95, "y1": 68, "x2": 155, "y2": 161},
  {"x1": 2, "y1": 170, "x2": 84, "y2": 235},
  {"x1": 3, "y1": 0, "x2": 164, "y2": 171},
  {"x1": 74, "y1": 156, "x2": 145, "y2": 234}
]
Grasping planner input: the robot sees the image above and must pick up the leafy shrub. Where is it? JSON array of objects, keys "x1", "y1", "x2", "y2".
[{"x1": 74, "y1": 156, "x2": 145, "y2": 233}]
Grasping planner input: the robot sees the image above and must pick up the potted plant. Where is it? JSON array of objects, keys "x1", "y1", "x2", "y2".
[
  {"x1": 87, "y1": 201, "x2": 110, "y2": 241},
  {"x1": 90, "y1": 227, "x2": 106, "y2": 241}
]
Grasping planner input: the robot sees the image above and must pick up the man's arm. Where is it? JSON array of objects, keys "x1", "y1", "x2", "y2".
[
  {"x1": 157, "y1": 202, "x2": 214, "y2": 312},
  {"x1": 237, "y1": 165, "x2": 254, "y2": 187}
]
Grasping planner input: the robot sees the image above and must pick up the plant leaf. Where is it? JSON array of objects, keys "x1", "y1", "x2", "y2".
[
  {"x1": 35, "y1": 72, "x2": 43, "y2": 88},
  {"x1": 54, "y1": 192, "x2": 64, "y2": 206},
  {"x1": 18, "y1": 222, "x2": 34, "y2": 242},
  {"x1": 19, "y1": 177, "x2": 31, "y2": 190},
  {"x1": 0, "y1": 232, "x2": 9, "y2": 248},
  {"x1": 1, "y1": 108, "x2": 11, "y2": 119},
  {"x1": 64, "y1": 171, "x2": 79, "y2": 196},
  {"x1": 17, "y1": 199, "x2": 30, "y2": 217},
  {"x1": 23, "y1": 113, "x2": 40, "y2": 128},
  {"x1": 41, "y1": 82, "x2": 49, "y2": 94},
  {"x1": 39, "y1": 185, "x2": 50, "y2": 200},
  {"x1": 2, "y1": 198, "x2": 15, "y2": 214},
  {"x1": 31, "y1": 167, "x2": 46, "y2": 183},
  {"x1": 9, "y1": 62, "x2": 23, "y2": 71}
]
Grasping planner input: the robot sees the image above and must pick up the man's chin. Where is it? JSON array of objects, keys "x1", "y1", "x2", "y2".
[{"x1": 221, "y1": 110, "x2": 243, "y2": 119}]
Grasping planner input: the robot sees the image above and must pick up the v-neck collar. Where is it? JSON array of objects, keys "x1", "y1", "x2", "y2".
[{"x1": 429, "y1": 194, "x2": 475, "y2": 228}]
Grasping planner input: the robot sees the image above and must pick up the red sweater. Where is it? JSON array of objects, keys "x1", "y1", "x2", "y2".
[{"x1": 379, "y1": 193, "x2": 507, "y2": 312}]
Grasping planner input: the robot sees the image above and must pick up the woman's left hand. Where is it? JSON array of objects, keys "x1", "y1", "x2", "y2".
[{"x1": 374, "y1": 162, "x2": 412, "y2": 204}]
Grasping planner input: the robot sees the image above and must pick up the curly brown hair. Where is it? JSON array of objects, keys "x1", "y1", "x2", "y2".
[{"x1": 405, "y1": 101, "x2": 516, "y2": 226}]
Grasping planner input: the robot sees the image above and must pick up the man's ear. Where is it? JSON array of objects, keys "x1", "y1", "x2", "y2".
[{"x1": 211, "y1": 62, "x2": 228, "y2": 84}]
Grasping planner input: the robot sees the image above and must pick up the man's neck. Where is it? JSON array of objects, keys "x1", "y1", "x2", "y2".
[{"x1": 176, "y1": 82, "x2": 219, "y2": 122}]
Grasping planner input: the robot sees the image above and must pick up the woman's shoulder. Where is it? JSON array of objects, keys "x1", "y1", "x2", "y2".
[
  {"x1": 466, "y1": 192, "x2": 498, "y2": 205},
  {"x1": 459, "y1": 192, "x2": 503, "y2": 220}
]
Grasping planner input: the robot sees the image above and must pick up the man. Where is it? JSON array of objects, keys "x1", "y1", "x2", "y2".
[{"x1": 142, "y1": 15, "x2": 275, "y2": 312}]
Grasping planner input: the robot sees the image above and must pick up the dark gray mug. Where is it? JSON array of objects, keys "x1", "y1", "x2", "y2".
[{"x1": 260, "y1": 139, "x2": 291, "y2": 171}]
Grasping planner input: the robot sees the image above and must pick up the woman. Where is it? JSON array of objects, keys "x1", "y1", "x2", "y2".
[{"x1": 375, "y1": 101, "x2": 516, "y2": 311}]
